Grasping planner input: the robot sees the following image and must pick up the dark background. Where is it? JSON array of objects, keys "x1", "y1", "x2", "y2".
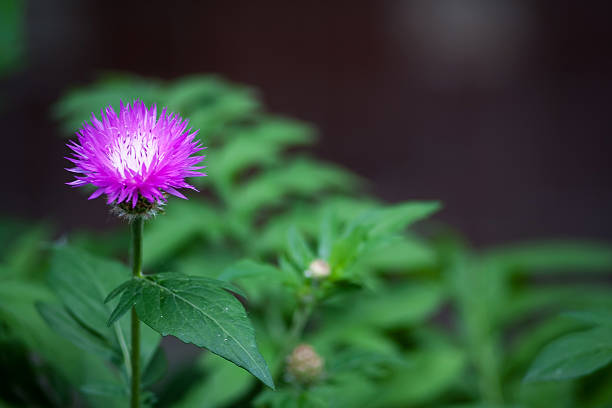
[{"x1": 2, "y1": 0, "x2": 611, "y2": 246}]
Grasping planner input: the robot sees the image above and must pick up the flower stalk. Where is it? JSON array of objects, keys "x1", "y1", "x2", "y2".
[{"x1": 130, "y1": 216, "x2": 143, "y2": 408}]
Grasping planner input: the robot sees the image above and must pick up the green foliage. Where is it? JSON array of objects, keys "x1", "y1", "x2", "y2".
[
  {"x1": 1, "y1": 73, "x2": 612, "y2": 407},
  {"x1": 525, "y1": 327, "x2": 612, "y2": 382},
  {"x1": 38, "y1": 246, "x2": 162, "y2": 406},
  {"x1": 108, "y1": 273, "x2": 274, "y2": 388},
  {"x1": 0, "y1": 0, "x2": 24, "y2": 78}
]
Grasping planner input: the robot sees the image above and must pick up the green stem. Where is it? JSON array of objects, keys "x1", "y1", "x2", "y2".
[
  {"x1": 130, "y1": 217, "x2": 143, "y2": 408},
  {"x1": 289, "y1": 300, "x2": 314, "y2": 344}
]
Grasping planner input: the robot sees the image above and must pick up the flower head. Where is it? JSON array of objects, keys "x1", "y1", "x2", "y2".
[{"x1": 66, "y1": 100, "x2": 205, "y2": 210}]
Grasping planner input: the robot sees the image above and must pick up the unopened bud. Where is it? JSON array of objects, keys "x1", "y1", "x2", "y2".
[
  {"x1": 286, "y1": 344, "x2": 324, "y2": 384},
  {"x1": 304, "y1": 259, "x2": 330, "y2": 279}
]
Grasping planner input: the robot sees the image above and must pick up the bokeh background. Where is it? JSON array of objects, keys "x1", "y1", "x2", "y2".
[{"x1": 2, "y1": 0, "x2": 612, "y2": 245}]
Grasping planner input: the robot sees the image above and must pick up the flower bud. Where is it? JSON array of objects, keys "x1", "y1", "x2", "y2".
[
  {"x1": 110, "y1": 194, "x2": 165, "y2": 221},
  {"x1": 285, "y1": 344, "x2": 324, "y2": 385},
  {"x1": 304, "y1": 259, "x2": 330, "y2": 279}
]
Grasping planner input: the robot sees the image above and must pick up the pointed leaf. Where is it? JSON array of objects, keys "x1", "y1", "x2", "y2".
[
  {"x1": 104, "y1": 278, "x2": 135, "y2": 304},
  {"x1": 525, "y1": 327, "x2": 612, "y2": 382},
  {"x1": 106, "y1": 279, "x2": 144, "y2": 326},
  {"x1": 134, "y1": 273, "x2": 274, "y2": 388}
]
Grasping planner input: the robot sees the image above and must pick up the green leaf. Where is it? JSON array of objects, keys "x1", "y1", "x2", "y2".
[
  {"x1": 104, "y1": 278, "x2": 136, "y2": 303},
  {"x1": 143, "y1": 200, "x2": 224, "y2": 267},
  {"x1": 209, "y1": 117, "x2": 314, "y2": 184},
  {"x1": 142, "y1": 346, "x2": 167, "y2": 387},
  {"x1": 360, "y1": 237, "x2": 437, "y2": 272},
  {"x1": 0, "y1": 279, "x2": 126, "y2": 408},
  {"x1": 106, "y1": 279, "x2": 144, "y2": 326},
  {"x1": 525, "y1": 327, "x2": 612, "y2": 382},
  {"x1": 373, "y1": 345, "x2": 466, "y2": 407},
  {"x1": 47, "y1": 246, "x2": 161, "y2": 370},
  {"x1": 218, "y1": 259, "x2": 299, "y2": 288},
  {"x1": 48, "y1": 246, "x2": 131, "y2": 334},
  {"x1": 365, "y1": 201, "x2": 441, "y2": 239},
  {"x1": 483, "y1": 240, "x2": 612, "y2": 275},
  {"x1": 232, "y1": 158, "x2": 359, "y2": 216},
  {"x1": 133, "y1": 273, "x2": 274, "y2": 388},
  {"x1": 254, "y1": 197, "x2": 378, "y2": 255},
  {"x1": 173, "y1": 353, "x2": 255, "y2": 408},
  {"x1": 36, "y1": 302, "x2": 114, "y2": 359},
  {"x1": 564, "y1": 310, "x2": 612, "y2": 327},
  {"x1": 319, "y1": 283, "x2": 444, "y2": 338},
  {"x1": 287, "y1": 227, "x2": 314, "y2": 269},
  {"x1": 505, "y1": 317, "x2": 585, "y2": 378}
]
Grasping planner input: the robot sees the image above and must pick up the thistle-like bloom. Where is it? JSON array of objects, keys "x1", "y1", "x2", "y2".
[{"x1": 66, "y1": 100, "x2": 205, "y2": 209}]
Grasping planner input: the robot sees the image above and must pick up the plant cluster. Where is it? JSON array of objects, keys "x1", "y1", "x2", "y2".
[{"x1": 0, "y1": 74, "x2": 611, "y2": 408}]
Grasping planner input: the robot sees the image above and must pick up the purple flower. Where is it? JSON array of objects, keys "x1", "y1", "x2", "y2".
[{"x1": 66, "y1": 100, "x2": 205, "y2": 207}]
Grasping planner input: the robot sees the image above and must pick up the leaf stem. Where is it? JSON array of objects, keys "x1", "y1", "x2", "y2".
[{"x1": 130, "y1": 216, "x2": 144, "y2": 408}]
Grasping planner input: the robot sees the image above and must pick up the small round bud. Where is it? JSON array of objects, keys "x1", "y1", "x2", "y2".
[
  {"x1": 285, "y1": 344, "x2": 324, "y2": 385},
  {"x1": 304, "y1": 259, "x2": 330, "y2": 279}
]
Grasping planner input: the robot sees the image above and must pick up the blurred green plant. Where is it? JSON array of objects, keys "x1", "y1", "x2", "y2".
[
  {"x1": 0, "y1": 73, "x2": 610, "y2": 407},
  {"x1": 0, "y1": 0, "x2": 25, "y2": 78}
]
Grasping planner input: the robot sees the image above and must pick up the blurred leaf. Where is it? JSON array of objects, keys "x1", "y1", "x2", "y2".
[
  {"x1": 337, "y1": 282, "x2": 444, "y2": 329},
  {"x1": 209, "y1": 117, "x2": 314, "y2": 188},
  {"x1": 143, "y1": 200, "x2": 224, "y2": 267},
  {"x1": 505, "y1": 317, "x2": 585, "y2": 378},
  {"x1": 329, "y1": 201, "x2": 440, "y2": 278},
  {"x1": 0, "y1": 279, "x2": 126, "y2": 407},
  {"x1": 80, "y1": 383, "x2": 127, "y2": 397},
  {"x1": 218, "y1": 259, "x2": 300, "y2": 298},
  {"x1": 173, "y1": 353, "x2": 254, "y2": 408},
  {"x1": 326, "y1": 348, "x2": 406, "y2": 379},
  {"x1": 49, "y1": 246, "x2": 130, "y2": 334},
  {"x1": 514, "y1": 381, "x2": 575, "y2": 408},
  {"x1": 308, "y1": 373, "x2": 379, "y2": 408},
  {"x1": 254, "y1": 197, "x2": 377, "y2": 255},
  {"x1": 37, "y1": 302, "x2": 114, "y2": 359},
  {"x1": 500, "y1": 287, "x2": 612, "y2": 326},
  {"x1": 564, "y1": 309, "x2": 612, "y2": 327},
  {"x1": 160, "y1": 75, "x2": 260, "y2": 139},
  {"x1": 232, "y1": 158, "x2": 359, "y2": 216},
  {"x1": 142, "y1": 346, "x2": 167, "y2": 387},
  {"x1": 1, "y1": 224, "x2": 50, "y2": 279},
  {"x1": 360, "y1": 236, "x2": 437, "y2": 272},
  {"x1": 525, "y1": 326, "x2": 612, "y2": 382},
  {"x1": 47, "y1": 246, "x2": 160, "y2": 370},
  {"x1": 0, "y1": 0, "x2": 24, "y2": 77},
  {"x1": 287, "y1": 227, "x2": 315, "y2": 270},
  {"x1": 373, "y1": 345, "x2": 466, "y2": 407},
  {"x1": 133, "y1": 273, "x2": 274, "y2": 388},
  {"x1": 483, "y1": 241, "x2": 612, "y2": 275},
  {"x1": 364, "y1": 201, "x2": 441, "y2": 239},
  {"x1": 54, "y1": 74, "x2": 161, "y2": 133}
]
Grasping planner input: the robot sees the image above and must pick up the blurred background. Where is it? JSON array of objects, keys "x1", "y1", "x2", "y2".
[{"x1": 1, "y1": 0, "x2": 611, "y2": 245}]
